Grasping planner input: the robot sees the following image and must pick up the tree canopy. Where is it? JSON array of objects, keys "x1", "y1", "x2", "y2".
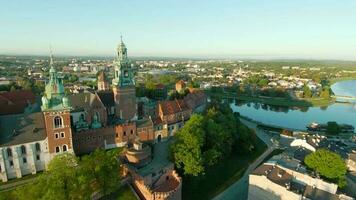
[
  {"x1": 304, "y1": 149, "x2": 347, "y2": 188},
  {"x1": 171, "y1": 102, "x2": 256, "y2": 176},
  {"x1": 3, "y1": 148, "x2": 122, "y2": 200}
]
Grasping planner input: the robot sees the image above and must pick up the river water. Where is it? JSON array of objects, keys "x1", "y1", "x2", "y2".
[{"x1": 230, "y1": 80, "x2": 356, "y2": 130}]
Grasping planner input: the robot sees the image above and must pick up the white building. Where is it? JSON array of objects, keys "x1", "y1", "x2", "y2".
[{"x1": 0, "y1": 113, "x2": 51, "y2": 182}]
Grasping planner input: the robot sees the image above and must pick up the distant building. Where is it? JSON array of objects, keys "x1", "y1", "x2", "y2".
[
  {"x1": 97, "y1": 71, "x2": 110, "y2": 91},
  {"x1": 175, "y1": 80, "x2": 186, "y2": 93},
  {"x1": 0, "y1": 40, "x2": 185, "y2": 199}
]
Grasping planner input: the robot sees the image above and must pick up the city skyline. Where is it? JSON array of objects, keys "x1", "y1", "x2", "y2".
[{"x1": 1, "y1": 0, "x2": 356, "y2": 60}]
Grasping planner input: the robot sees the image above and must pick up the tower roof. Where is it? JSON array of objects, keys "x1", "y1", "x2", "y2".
[
  {"x1": 97, "y1": 71, "x2": 107, "y2": 82},
  {"x1": 41, "y1": 50, "x2": 70, "y2": 111}
]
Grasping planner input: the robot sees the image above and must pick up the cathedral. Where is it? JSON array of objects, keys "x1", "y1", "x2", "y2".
[{"x1": 0, "y1": 39, "x2": 207, "y2": 200}]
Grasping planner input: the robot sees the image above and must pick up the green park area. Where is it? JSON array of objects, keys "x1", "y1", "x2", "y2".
[
  {"x1": 182, "y1": 137, "x2": 266, "y2": 200},
  {"x1": 234, "y1": 94, "x2": 333, "y2": 107},
  {"x1": 170, "y1": 102, "x2": 268, "y2": 200}
]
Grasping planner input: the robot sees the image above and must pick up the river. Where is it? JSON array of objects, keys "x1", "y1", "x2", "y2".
[{"x1": 230, "y1": 80, "x2": 356, "y2": 131}]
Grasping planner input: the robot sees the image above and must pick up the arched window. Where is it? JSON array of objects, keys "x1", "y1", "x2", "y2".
[
  {"x1": 55, "y1": 146, "x2": 60, "y2": 153},
  {"x1": 63, "y1": 145, "x2": 67, "y2": 152},
  {"x1": 21, "y1": 145, "x2": 26, "y2": 155},
  {"x1": 54, "y1": 116, "x2": 63, "y2": 128},
  {"x1": 6, "y1": 148, "x2": 12, "y2": 157},
  {"x1": 35, "y1": 143, "x2": 41, "y2": 152}
]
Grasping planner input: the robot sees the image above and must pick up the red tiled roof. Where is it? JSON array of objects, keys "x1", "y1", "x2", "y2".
[
  {"x1": 176, "y1": 80, "x2": 185, "y2": 86},
  {"x1": 0, "y1": 90, "x2": 36, "y2": 115},
  {"x1": 159, "y1": 99, "x2": 190, "y2": 115},
  {"x1": 184, "y1": 90, "x2": 207, "y2": 110},
  {"x1": 97, "y1": 71, "x2": 106, "y2": 82}
]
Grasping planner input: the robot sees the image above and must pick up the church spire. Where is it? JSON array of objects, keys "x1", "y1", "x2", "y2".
[
  {"x1": 49, "y1": 46, "x2": 56, "y2": 74},
  {"x1": 41, "y1": 48, "x2": 70, "y2": 111}
]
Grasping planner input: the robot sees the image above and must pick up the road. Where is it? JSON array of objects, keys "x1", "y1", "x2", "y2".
[{"x1": 212, "y1": 118, "x2": 274, "y2": 200}]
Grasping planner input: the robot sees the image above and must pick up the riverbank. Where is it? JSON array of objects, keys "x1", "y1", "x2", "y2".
[
  {"x1": 235, "y1": 95, "x2": 333, "y2": 107},
  {"x1": 330, "y1": 77, "x2": 356, "y2": 85},
  {"x1": 209, "y1": 92, "x2": 334, "y2": 107}
]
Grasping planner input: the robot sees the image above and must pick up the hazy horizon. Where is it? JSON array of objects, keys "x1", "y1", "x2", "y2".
[{"x1": 1, "y1": 0, "x2": 356, "y2": 60}]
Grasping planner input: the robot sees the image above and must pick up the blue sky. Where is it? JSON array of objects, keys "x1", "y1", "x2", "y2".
[{"x1": 1, "y1": 0, "x2": 356, "y2": 59}]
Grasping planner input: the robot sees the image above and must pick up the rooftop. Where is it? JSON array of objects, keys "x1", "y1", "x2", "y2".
[
  {"x1": 137, "y1": 140, "x2": 172, "y2": 177},
  {"x1": 0, "y1": 112, "x2": 47, "y2": 147}
]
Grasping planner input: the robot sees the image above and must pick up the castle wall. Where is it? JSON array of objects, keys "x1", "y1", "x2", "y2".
[
  {"x1": 114, "y1": 122, "x2": 136, "y2": 144},
  {"x1": 72, "y1": 126, "x2": 115, "y2": 155},
  {"x1": 137, "y1": 124, "x2": 155, "y2": 142},
  {"x1": 0, "y1": 139, "x2": 50, "y2": 182},
  {"x1": 113, "y1": 86, "x2": 137, "y2": 121}
]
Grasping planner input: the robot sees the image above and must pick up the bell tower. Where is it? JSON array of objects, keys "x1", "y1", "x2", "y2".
[
  {"x1": 112, "y1": 37, "x2": 137, "y2": 121},
  {"x1": 41, "y1": 51, "x2": 74, "y2": 157}
]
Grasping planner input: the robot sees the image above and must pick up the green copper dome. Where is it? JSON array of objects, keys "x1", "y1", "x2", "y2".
[{"x1": 41, "y1": 52, "x2": 71, "y2": 111}]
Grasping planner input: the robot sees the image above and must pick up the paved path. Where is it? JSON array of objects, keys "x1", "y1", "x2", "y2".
[
  {"x1": 213, "y1": 118, "x2": 274, "y2": 200},
  {"x1": 0, "y1": 177, "x2": 36, "y2": 191}
]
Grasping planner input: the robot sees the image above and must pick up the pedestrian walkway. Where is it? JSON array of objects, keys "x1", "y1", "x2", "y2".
[{"x1": 0, "y1": 176, "x2": 37, "y2": 192}]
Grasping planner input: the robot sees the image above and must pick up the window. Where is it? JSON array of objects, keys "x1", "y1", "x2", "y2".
[
  {"x1": 36, "y1": 155, "x2": 40, "y2": 161},
  {"x1": 55, "y1": 146, "x2": 60, "y2": 153},
  {"x1": 7, "y1": 148, "x2": 12, "y2": 157},
  {"x1": 131, "y1": 130, "x2": 133, "y2": 134},
  {"x1": 23, "y1": 157, "x2": 27, "y2": 164},
  {"x1": 60, "y1": 132, "x2": 65, "y2": 138},
  {"x1": 54, "y1": 116, "x2": 63, "y2": 128},
  {"x1": 55, "y1": 133, "x2": 59, "y2": 139},
  {"x1": 21, "y1": 145, "x2": 26, "y2": 155},
  {"x1": 9, "y1": 160, "x2": 14, "y2": 167},
  {"x1": 35, "y1": 143, "x2": 41, "y2": 152},
  {"x1": 63, "y1": 145, "x2": 67, "y2": 152},
  {"x1": 123, "y1": 131, "x2": 126, "y2": 136},
  {"x1": 115, "y1": 133, "x2": 118, "y2": 138}
]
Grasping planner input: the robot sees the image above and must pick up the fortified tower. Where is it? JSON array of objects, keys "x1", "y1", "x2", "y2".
[
  {"x1": 97, "y1": 70, "x2": 110, "y2": 91},
  {"x1": 41, "y1": 52, "x2": 74, "y2": 157},
  {"x1": 112, "y1": 37, "x2": 137, "y2": 121}
]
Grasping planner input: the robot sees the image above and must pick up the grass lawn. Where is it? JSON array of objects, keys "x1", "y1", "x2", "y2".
[
  {"x1": 209, "y1": 91, "x2": 334, "y2": 107},
  {"x1": 235, "y1": 95, "x2": 333, "y2": 107},
  {"x1": 182, "y1": 137, "x2": 267, "y2": 200}
]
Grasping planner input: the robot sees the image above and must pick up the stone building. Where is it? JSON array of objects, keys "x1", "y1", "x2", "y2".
[
  {"x1": 175, "y1": 80, "x2": 186, "y2": 93},
  {"x1": 157, "y1": 99, "x2": 192, "y2": 137},
  {"x1": 0, "y1": 39, "x2": 198, "y2": 200},
  {"x1": 122, "y1": 140, "x2": 182, "y2": 200},
  {"x1": 97, "y1": 71, "x2": 110, "y2": 91}
]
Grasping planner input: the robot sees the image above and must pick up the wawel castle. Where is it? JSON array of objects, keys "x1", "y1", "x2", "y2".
[{"x1": 0, "y1": 39, "x2": 206, "y2": 200}]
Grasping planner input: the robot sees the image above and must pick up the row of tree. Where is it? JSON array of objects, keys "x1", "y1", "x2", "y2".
[
  {"x1": 170, "y1": 102, "x2": 257, "y2": 176},
  {"x1": 1, "y1": 149, "x2": 121, "y2": 200}
]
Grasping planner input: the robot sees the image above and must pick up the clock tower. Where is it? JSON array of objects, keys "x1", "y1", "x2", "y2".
[
  {"x1": 112, "y1": 37, "x2": 137, "y2": 121},
  {"x1": 41, "y1": 52, "x2": 74, "y2": 157}
]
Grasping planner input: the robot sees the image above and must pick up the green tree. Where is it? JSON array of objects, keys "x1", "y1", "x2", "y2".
[
  {"x1": 304, "y1": 149, "x2": 347, "y2": 188},
  {"x1": 80, "y1": 148, "x2": 121, "y2": 195},
  {"x1": 320, "y1": 87, "x2": 330, "y2": 99},
  {"x1": 326, "y1": 121, "x2": 340, "y2": 135},
  {"x1": 303, "y1": 85, "x2": 312, "y2": 98},
  {"x1": 171, "y1": 115, "x2": 205, "y2": 176}
]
